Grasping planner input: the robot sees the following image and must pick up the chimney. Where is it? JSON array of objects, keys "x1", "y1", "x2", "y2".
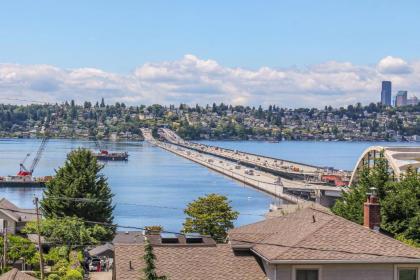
[{"x1": 363, "y1": 188, "x2": 380, "y2": 230}]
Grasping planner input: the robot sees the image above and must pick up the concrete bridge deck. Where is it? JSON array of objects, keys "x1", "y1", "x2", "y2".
[
  {"x1": 159, "y1": 128, "x2": 351, "y2": 182},
  {"x1": 141, "y1": 128, "x2": 342, "y2": 207}
]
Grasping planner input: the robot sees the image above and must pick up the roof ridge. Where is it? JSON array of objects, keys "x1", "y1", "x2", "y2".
[{"x1": 271, "y1": 209, "x2": 335, "y2": 260}]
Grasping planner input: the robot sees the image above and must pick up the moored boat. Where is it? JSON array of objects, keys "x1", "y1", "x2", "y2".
[{"x1": 93, "y1": 150, "x2": 129, "y2": 161}]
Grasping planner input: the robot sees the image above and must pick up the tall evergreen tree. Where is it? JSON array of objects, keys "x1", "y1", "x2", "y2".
[
  {"x1": 142, "y1": 240, "x2": 167, "y2": 280},
  {"x1": 381, "y1": 169, "x2": 420, "y2": 246},
  {"x1": 332, "y1": 167, "x2": 370, "y2": 224},
  {"x1": 41, "y1": 148, "x2": 115, "y2": 239},
  {"x1": 332, "y1": 151, "x2": 388, "y2": 224}
]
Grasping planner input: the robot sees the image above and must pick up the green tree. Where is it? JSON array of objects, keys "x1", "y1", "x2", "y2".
[
  {"x1": 381, "y1": 169, "x2": 420, "y2": 246},
  {"x1": 332, "y1": 167, "x2": 370, "y2": 224},
  {"x1": 332, "y1": 151, "x2": 389, "y2": 224},
  {"x1": 0, "y1": 235, "x2": 37, "y2": 266},
  {"x1": 333, "y1": 155, "x2": 420, "y2": 247},
  {"x1": 142, "y1": 240, "x2": 167, "y2": 280},
  {"x1": 41, "y1": 148, "x2": 115, "y2": 239},
  {"x1": 182, "y1": 194, "x2": 239, "y2": 242},
  {"x1": 23, "y1": 217, "x2": 108, "y2": 248},
  {"x1": 63, "y1": 269, "x2": 83, "y2": 280}
]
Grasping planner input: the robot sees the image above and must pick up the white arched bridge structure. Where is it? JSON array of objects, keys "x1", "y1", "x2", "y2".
[{"x1": 350, "y1": 146, "x2": 420, "y2": 186}]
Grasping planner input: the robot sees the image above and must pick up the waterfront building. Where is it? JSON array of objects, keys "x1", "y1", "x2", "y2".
[
  {"x1": 396, "y1": 91, "x2": 408, "y2": 107},
  {"x1": 381, "y1": 81, "x2": 392, "y2": 106}
]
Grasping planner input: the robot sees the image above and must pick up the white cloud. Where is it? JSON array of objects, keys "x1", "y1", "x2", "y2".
[
  {"x1": 0, "y1": 55, "x2": 419, "y2": 108},
  {"x1": 377, "y1": 56, "x2": 413, "y2": 75}
]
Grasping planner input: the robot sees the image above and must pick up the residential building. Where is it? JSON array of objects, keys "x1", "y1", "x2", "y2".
[
  {"x1": 396, "y1": 91, "x2": 408, "y2": 107},
  {"x1": 112, "y1": 231, "x2": 266, "y2": 280},
  {"x1": 0, "y1": 198, "x2": 37, "y2": 234},
  {"x1": 381, "y1": 81, "x2": 392, "y2": 106},
  {"x1": 112, "y1": 198, "x2": 420, "y2": 280},
  {"x1": 229, "y1": 200, "x2": 420, "y2": 280}
]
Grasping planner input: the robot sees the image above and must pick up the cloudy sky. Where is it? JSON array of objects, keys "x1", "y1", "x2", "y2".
[{"x1": 1, "y1": 0, "x2": 419, "y2": 108}]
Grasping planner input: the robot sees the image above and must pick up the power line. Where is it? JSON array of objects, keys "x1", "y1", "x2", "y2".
[
  {"x1": 45, "y1": 196, "x2": 267, "y2": 217},
  {"x1": 0, "y1": 205, "x2": 418, "y2": 260}
]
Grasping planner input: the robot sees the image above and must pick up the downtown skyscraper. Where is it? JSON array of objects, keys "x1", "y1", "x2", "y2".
[{"x1": 381, "y1": 81, "x2": 392, "y2": 106}]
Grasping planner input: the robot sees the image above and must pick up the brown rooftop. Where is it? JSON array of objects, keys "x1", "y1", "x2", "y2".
[
  {"x1": 112, "y1": 231, "x2": 144, "y2": 244},
  {"x1": 229, "y1": 207, "x2": 420, "y2": 263},
  {"x1": 0, "y1": 198, "x2": 37, "y2": 222},
  {"x1": 0, "y1": 268, "x2": 37, "y2": 280},
  {"x1": 114, "y1": 243, "x2": 266, "y2": 280},
  {"x1": 146, "y1": 233, "x2": 216, "y2": 247}
]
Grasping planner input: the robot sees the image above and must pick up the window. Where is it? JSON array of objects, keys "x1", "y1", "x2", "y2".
[
  {"x1": 398, "y1": 268, "x2": 417, "y2": 280},
  {"x1": 395, "y1": 265, "x2": 419, "y2": 280},
  {"x1": 296, "y1": 269, "x2": 319, "y2": 280}
]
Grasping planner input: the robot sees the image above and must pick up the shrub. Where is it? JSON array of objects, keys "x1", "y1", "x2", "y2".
[
  {"x1": 63, "y1": 269, "x2": 83, "y2": 280},
  {"x1": 47, "y1": 274, "x2": 61, "y2": 280}
]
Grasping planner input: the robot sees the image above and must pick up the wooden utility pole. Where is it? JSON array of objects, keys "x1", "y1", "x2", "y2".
[
  {"x1": 1, "y1": 219, "x2": 7, "y2": 270},
  {"x1": 33, "y1": 197, "x2": 45, "y2": 280}
]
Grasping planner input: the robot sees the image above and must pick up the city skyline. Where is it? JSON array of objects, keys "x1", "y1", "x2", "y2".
[{"x1": 1, "y1": 1, "x2": 420, "y2": 108}]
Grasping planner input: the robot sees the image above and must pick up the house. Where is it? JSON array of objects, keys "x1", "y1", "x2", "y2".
[
  {"x1": 112, "y1": 231, "x2": 266, "y2": 280},
  {"x1": 112, "y1": 195, "x2": 419, "y2": 280},
  {"x1": 0, "y1": 198, "x2": 37, "y2": 234},
  {"x1": 0, "y1": 268, "x2": 37, "y2": 280},
  {"x1": 89, "y1": 243, "x2": 114, "y2": 259},
  {"x1": 229, "y1": 196, "x2": 420, "y2": 280}
]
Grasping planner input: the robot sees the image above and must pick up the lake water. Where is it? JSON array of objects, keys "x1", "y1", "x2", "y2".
[{"x1": 0, "y1": 139, "x2": 417, "y2": 231}]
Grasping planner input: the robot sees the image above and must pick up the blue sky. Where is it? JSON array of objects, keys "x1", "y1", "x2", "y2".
[
  {"x1": 1, "y1": 0, "x2": 419, "y2": 72},
  {"x1": 0, "y1": 1, "x2": 420, "y2": 107}
]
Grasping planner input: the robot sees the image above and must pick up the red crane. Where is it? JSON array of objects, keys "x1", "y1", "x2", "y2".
[{"x1": 17, "y1": 138, "x2": 48, "y2": 177}]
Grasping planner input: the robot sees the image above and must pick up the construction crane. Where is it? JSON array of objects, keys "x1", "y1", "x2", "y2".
[{"x1": 17, "y1": 137, "x2": 48, "y2": 177}]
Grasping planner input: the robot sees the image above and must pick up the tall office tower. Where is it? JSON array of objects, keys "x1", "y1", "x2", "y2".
[
  {"x1": 381, "y1": 81, "x2": 392, "y2": 106},
  {"x1": 395, "y1": 91, "x2": 408, "y2": 107}
]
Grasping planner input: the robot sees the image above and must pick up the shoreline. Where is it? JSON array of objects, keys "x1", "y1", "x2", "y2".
[{"x1": 0, "y1": 136, "x2": 417, "y2": 143}]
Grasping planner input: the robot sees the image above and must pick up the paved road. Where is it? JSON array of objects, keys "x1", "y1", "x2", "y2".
[
  {"x1": 89, "y1": 272, "x2": 112, "y2": 280},
  {"x1": 159, "y1": 128, "x2": 351, "y2": 180}
]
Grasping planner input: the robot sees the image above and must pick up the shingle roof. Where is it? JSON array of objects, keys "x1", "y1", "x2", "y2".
[
  {"x1": 229, "y1": 207, "x2": 420, "y2": 263},
  {"x1": 89, "y1": 243, "x2": 114, "y2": 256},
  {"x1": 112, "y1": 231, "x2": 144, "y2": 244},
  {"x1": 0, "y1": 198, "x2": 37, "y2": 222},
  {"x1": 114, "y1": 244, "x2": 267, "y2": 280},
  {"x1": 0, "y1": 269, "x2": 38, "y2": 280}
]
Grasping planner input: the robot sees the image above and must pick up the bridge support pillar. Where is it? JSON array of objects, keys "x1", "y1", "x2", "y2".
[{"x1": 315, "y1": 190, "x2": 337, "y2": 208}]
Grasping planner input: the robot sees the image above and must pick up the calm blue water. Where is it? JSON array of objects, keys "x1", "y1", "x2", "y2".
[
  {"x1": 0, "y1": 139, "x2": 417, "y2": 231},
  {"x1": 0, "y1": 139, "x2": 270, "y2": 231}
]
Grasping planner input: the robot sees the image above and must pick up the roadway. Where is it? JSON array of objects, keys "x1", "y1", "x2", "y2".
[
  {"x1": 141, "y1": 128, "x2": 342, "y2": 207},
  {"x1": 159, "y1": 128, "x2": 351, "y2": 182}
]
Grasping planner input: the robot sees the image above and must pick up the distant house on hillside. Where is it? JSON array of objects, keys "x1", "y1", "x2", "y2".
[{"x1": 0, "y1": 198, "x2": 37, "y2": 234}]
